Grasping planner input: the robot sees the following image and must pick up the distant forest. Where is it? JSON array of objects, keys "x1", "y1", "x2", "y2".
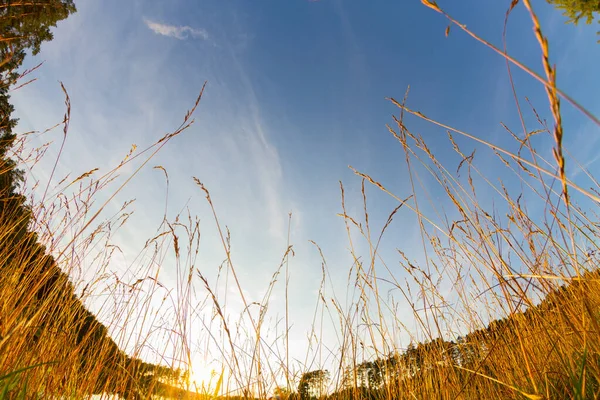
[{"x1": 292, "y1": 270, "x2": 600, "y2": 399}]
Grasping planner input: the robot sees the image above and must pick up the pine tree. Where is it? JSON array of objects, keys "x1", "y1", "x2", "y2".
[
  {"x1": 0, "y1": 0, "x2": 76, "y2": 245},
  {"x1": 0, "y1": 0, "x2": 76, "y2": 80},
  {"x1": 547, "y1": 0, "x2": 600, "y2": 31}
]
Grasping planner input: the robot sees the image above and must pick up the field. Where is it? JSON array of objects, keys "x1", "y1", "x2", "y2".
[{"x1": 1, "y1": 0, "x2": 600, "y2": 399}]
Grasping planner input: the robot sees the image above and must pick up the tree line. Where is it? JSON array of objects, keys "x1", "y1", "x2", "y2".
[
  {"x1": 291, "y1": 268, "x2": 600, "y2": 399},
  {"x1": 0, "y1": 1, "x2": 188, "y2": 399}
]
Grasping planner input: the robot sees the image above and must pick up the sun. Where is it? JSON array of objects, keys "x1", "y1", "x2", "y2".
[{"x1": 189, "y1": 361, "x2": 218, "y2": 391}]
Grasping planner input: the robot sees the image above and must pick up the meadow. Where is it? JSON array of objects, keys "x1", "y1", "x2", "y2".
[{"x1": 1, "y1": 0, "x2": 600, "y2": 399}]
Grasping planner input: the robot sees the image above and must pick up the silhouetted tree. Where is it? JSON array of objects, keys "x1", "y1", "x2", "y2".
[
  {"x1": 298, "y1": 369, "x2": 329, "y2": 400},
  {"x1": 355, "y1": 360, "x2": 383, "y2": 390}
]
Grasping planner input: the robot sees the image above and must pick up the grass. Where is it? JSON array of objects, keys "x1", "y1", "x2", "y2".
[{"x1": 1, "y1": 1, "x2": 600, "y2": 399}]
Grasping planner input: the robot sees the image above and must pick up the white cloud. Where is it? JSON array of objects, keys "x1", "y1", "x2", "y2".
[{"x1": 143, "y1": 18, "x2": 208, "y2": 40}]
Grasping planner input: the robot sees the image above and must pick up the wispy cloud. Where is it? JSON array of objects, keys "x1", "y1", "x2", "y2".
[{"x1": 143, "y1": 18, "x2": 208, "y2": 40}]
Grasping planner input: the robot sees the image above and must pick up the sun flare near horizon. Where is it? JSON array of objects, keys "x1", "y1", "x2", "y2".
[
  {"x1": 3, "y1": 0, "x2": 600, "y2": 398},
  {"x1": 188, "y1": 361, "x2": 221, "y2": 393}
]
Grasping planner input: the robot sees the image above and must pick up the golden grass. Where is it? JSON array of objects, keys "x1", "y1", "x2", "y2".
[{"x1": 1, "y1": 1, "x2": 600, "y2": 399}]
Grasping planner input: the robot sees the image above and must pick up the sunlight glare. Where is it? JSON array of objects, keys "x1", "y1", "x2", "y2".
[{"x1": 189, "y1": 361, "x2": 218, "y2": 392}]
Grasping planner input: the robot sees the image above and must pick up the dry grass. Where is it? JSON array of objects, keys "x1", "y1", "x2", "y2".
[{"x1": 1, "y1": 1, "x2": 600, "y2": 399}]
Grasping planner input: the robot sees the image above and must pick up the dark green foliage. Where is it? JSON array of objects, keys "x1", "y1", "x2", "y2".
[
  {"x1": 0, "y1": 0, "x2": 76, "y2": 201},
  {"x1": 0, "y1": 2, "x2": 188, "y2": 398},
  {"x1": 355, "y1": 359, "x2": 383, "y2": 390},
  {"x1": 298, "y1": 369, "x2": 329, "y2": 400},
  {"x1": 547, "y1": 0, "x2": 599, "y2": 25},
  {"x1": 0, "y1": 0, "x2": 76, "y2": 81},
  {"x1": 547, "y1": 0, "x2": 600, "y2": 39}
]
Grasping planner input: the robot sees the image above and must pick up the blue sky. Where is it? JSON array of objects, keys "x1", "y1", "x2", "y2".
[{"x1": 11, "y1": 0, "x2": 600, "y2": 391}]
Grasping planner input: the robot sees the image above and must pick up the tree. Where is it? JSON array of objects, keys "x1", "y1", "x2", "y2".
[
  {"x1": 547, "y1": 0, "x2": 600, "y2": 37},
  {"x1": 0, "y1": 0, "x2": 76, "y2": 82},
  {"x1": 404, "y1": 343, "x2": 422, "y2": 376},
  {"x1": 0, "y1": 1, "x2": 76, "y2": 237},
  {"x1": 0, "y1": 2, "x2": 187, "y2": 398},
  {"x1": 355, "y1": 360, "x2": 383, "y2": 390},
  {"x1": 0, "y1": 0, "x2": 77, "y2": 191},
  {"x1": 297, "y1": 370, "x2": 329, "y2": 400}
]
